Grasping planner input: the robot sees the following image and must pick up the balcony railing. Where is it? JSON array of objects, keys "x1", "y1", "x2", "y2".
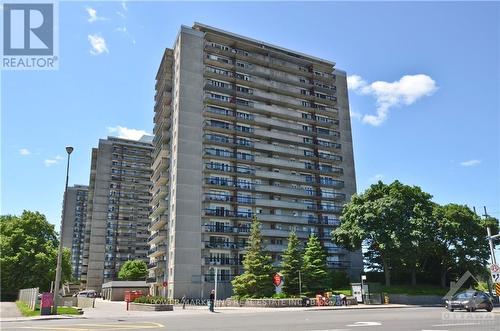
[
  {"x1": 203, "y1": 193, "x2": 256, "y2": 204},
  {"x1": 203, "y1": 209, "x2": 253, "y2": 219},
  {"x1": 204, "y1": 274, "x2": 236, "y2": 283},
  {"x1": 204, "y1": 257, "x2": 242, "y2": 266},
  {"x1": 204, "y1": 241, "x2": 245, "y2": 249},
  {"x1": 203, "y1": 224, "x2": 251, "y2": 234},
  {"x1": 205, "y1": 162, "x2": 255, "y2": 175}
]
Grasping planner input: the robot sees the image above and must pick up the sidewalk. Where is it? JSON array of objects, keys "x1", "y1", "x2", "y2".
[{"x1": 0, "y1": 301, "x2": 86, "y2": 323}]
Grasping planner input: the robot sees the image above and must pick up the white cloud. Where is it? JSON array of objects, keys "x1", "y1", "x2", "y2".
[
  {"x1": 107, "y1": 126, "x2": 150, "y2": 141},
  {"x1": 369, "y1": 174, "x2": 385, "y2": 182},
  {"x1": 348, "y1": 74, "x2": 438, "y2": 126},
  {"x1": 88, "y1": 34, "x2": 109, "y2": 55},
  {"x1": 347, "y1": 75, "x2": 367, "y2": 91},
  {"x1": 460, "y1": 159, "x2": 481, "y2": 167},
  {"x1": 115, "y1": 26, "x2": 127, "y2": 33},
  {"x1": 19, "y1": 148, "x2": 31, "y2": 156},
  {"x1": 350, "y1": 110, "x2": 362, "y2": 121},
  {"x1": 121, "y1": 1, "x2": 128, "y2": 11},
  {"x1": 86, "y1": 7, "x2": 106, "y2": 23},
  {"x1": 44, "y1": 155, "x2": 63, "y2": 167}
]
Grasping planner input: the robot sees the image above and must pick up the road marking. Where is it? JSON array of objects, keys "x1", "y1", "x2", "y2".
[
  {"x1": 19, "y1": 322, "x2": 165, "y2": 330},
  {"x1": 432, "y1": 323, "x2": 480, "y2": 327},
  {"x1": 346, "y1": 322, "x2": 381, "y2": 327}
]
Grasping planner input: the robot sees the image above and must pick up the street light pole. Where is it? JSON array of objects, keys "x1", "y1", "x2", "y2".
[
  {"x1": 298, "y1": 270, "x2": 302, "y2": 296},
  {"x1": 53, "y1": 147, "x2": 73, "y2": 314}
]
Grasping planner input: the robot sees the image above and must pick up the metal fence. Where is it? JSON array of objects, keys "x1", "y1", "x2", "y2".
[{"x1": 18, "y1": 287, "x2": 39, "y2": 310}]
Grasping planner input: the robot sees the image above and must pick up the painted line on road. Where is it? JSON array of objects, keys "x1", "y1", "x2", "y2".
[
  {"x1": 431, "y1": 323, "x2": 480, "y2": 327},
  {"x1": 19, "y1": 322, "x2": 165, "y2": 330},
  {"x1": 346, "y1": 322, "x2": 381, "y2": 327}
]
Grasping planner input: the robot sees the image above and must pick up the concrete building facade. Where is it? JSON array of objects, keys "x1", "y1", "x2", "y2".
[
  {"x1": 149, "y1": 23, "x2": 362, "y2": 299},
  {"x1": 81, "y1": 136, "x2": 153, "y2": 291},
  {"x1": 61, "y1": 184, "x2": 89, "y2": 280}
]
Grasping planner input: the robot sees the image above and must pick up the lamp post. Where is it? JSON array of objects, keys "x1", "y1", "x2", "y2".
[{"x1": 53, "y1": 146, "x2": 73, "y2": 314}]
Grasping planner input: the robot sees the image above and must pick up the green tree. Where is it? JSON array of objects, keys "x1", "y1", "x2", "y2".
[
  {"x1": 118, "y1": 259, "x2": 148, "y2": 281},
  {"x1": 280, "y1": 231, "x2": 303, "y2": 296},
  {"x1": 232, "y1": 217, "x2": 274, "y2": 298},
  {"x1": 433, "y1": 204, "x2": 493, "y2": 287},
  {"x1": 301, "y1": 234, "x2": 328, "y2": 294},
  {"x1": 0, "y1": 211, "x2": 71, "y2": 300},
  {"x1": 332, "y1": 181, "x2": 435, "y2": 287}
]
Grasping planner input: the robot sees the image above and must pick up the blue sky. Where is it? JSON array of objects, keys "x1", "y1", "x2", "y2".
[{"x1": 2, "y1": 1, "x2": 499, "y2": 234}]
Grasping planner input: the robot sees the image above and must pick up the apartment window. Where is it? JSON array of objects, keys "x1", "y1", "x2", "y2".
[
  {"x1": 236, "y1": 85, "x2": 252, "y2": 94},
  {"x1": 301, "y1": 101, "x2": 311, "y2": 108}
]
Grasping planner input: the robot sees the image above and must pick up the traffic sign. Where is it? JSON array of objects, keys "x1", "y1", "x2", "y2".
[
  {"x1": 490, "y1": 264, "x2": 500, "y2": 283},
  {"x1": 162, "y1": 281, "x2": 168, "y2": 287}
]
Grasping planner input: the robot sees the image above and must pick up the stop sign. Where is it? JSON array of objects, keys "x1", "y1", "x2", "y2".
[{"x1": 273, "y1": 273, "x2": 282, "y2": 287}]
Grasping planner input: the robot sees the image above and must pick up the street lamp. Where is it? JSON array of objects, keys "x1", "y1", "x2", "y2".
[{"x1": 53, "y1": 146, "x2": 73, "y2": 314}]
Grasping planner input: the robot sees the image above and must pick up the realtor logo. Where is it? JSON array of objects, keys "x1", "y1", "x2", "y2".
[{"x1": 2, "y1": 2, "x2": 58, "y2": 70}]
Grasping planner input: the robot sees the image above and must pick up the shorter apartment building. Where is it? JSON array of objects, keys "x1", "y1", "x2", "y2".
[
  {"x1": 61, "y1": 184, "x2": 88, "y2": 280},
  {"x1": 80, "y1": 136, "x2": 153, "y2": 291}
]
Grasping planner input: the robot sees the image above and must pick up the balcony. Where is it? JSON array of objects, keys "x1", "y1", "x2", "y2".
[
  {"x1": 204, "y1": 257, "x2": 241, "y2": 266},
  {"x1": 261, "y1": 228, "x2": 318, "y2": 239},
  {"x1": 257, "y1": 213, "x2": 315, "y2": 225},
  {"x1": 264, "y1": 244, "x2": 286, "y2": 252},
  {"x1": 327, "y1": 261, "x2": 351, "y2": 268},
  {"x1": 147, "y1": 230, "x2": 167, "y2": 246},
  {"x1": 253, "y1": 129, "x2": 302, "y2": 144},
  {"x1": 254, "y1": 156, "x2": 303, "y2": 170},
  {"x1": 204, "y1": 241, "x2": 245, "y2": 250},
  {"x1": 253, "y1": 116, "x2": 303, "y2": 131},
  {"x1": 202, "y1": 224, "x2": 251, "y2": 235},
  {"x1": 204, "y1": 178, "x2": 255, "y2": 191},
  {"x1": 203, "y1": 193, "x2": 256, "y2": 205},
  {"x1": 255, "y1": 198, "x2": 312, "y2": 210},
  {"x1": 205, "y1": 162, "x2": 255, "y2": 175},
  {"x1": 204, "y1": 274, "x2": 235, "y2": 283},
  {"x1": 202, "y1": 208, "x2": 253, "y2": 219},
  {"x1": 148, "y1": 244, "x2": 167, "y2": 258},
  {"x1": 149, "y1": 215, "x2": 168, "y2": 232},
  {"x1": 253, "y1": 142, "x2": 303, "y2": 157}
]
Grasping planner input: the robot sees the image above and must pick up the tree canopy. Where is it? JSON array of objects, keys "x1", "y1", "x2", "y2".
[
  {"x1": 117, "y1": 259, "x2": 148, "y2": 281},
  {"x1": 280, "y1": 231, "x2": 303, "y2": 296},
  {"x1": 301, "y1": 234, "x2": 329, "y2": 294},
  {"x1": 332, "y1": 180, "x2": 496, "y2": 288},
  {"x1": 0, "y1": 211, "x2": 71, "y2": 300},
  {"x1": 232, "y1": 217, "x2": 274, "y2": 298}
]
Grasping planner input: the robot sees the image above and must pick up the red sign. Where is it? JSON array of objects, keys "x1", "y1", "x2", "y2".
[
  {"x1": 40, "y1": 293, "x2": 53, "y2": 309},
  {"x1": 273, "y1": 273, "x2": 282, "y2": 287},
  {"x1": 163, "y1": 281, "x2": 168, "y2": 287}
]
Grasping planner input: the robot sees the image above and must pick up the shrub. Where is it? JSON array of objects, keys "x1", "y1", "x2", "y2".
[{"x1": 133, "y1": 296, "x2": 174, "y2": 304}]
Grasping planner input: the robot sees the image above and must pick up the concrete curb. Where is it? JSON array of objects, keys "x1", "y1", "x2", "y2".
[{"x1": 0, "y1": 315, "x2": 87, "y2": 323}]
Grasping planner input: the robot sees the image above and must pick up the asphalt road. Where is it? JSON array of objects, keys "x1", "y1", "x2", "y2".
[{"x1": 1, "y1": 307, "x2": 499, "y2": 331}]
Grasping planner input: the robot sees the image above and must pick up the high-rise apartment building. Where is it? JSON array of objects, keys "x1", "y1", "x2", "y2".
[
  {"x1": 149, "y1": 23, "x2": 362, "y2": 299},
  {"x1": 61, "y1": 184, "x2": 88, "y2": 280},
  {"x1": 81, "y1": 136, "x2": 153, "y2": 291}
]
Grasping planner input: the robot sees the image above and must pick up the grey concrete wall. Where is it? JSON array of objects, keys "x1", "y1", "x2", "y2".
[
  {"x1": 168, "y1": 26, "x2": 204, "y2": 299},
  {"x1": 86, "y1": 140, "x2": 113, "y2": 291},
  {"x1": 62, "y1": 188, "x2": 77, "y2": 249},
  {"x1": 334, "y1": 70, "x2": 363, "y2": 281}
]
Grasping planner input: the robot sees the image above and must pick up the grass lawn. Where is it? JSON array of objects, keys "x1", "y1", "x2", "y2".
[
  {"x1": 381, "y1": 285, "x2": 448, "y2": 296},
  {"x1": 15, "y1": 301, "x2": 81, "y2": 316}
]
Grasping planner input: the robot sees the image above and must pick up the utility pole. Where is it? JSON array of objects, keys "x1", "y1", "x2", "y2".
[{"x1": 483, "y1": 206, "x2": 499, "y2": 265}]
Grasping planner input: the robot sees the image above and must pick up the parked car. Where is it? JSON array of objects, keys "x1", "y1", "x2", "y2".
[
  {"x1": 73, "y1": 290, "x2": 97, "y2": 298},
  {"x1": 445, "y1": 291, "x2": 493, "y2": 312}
]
